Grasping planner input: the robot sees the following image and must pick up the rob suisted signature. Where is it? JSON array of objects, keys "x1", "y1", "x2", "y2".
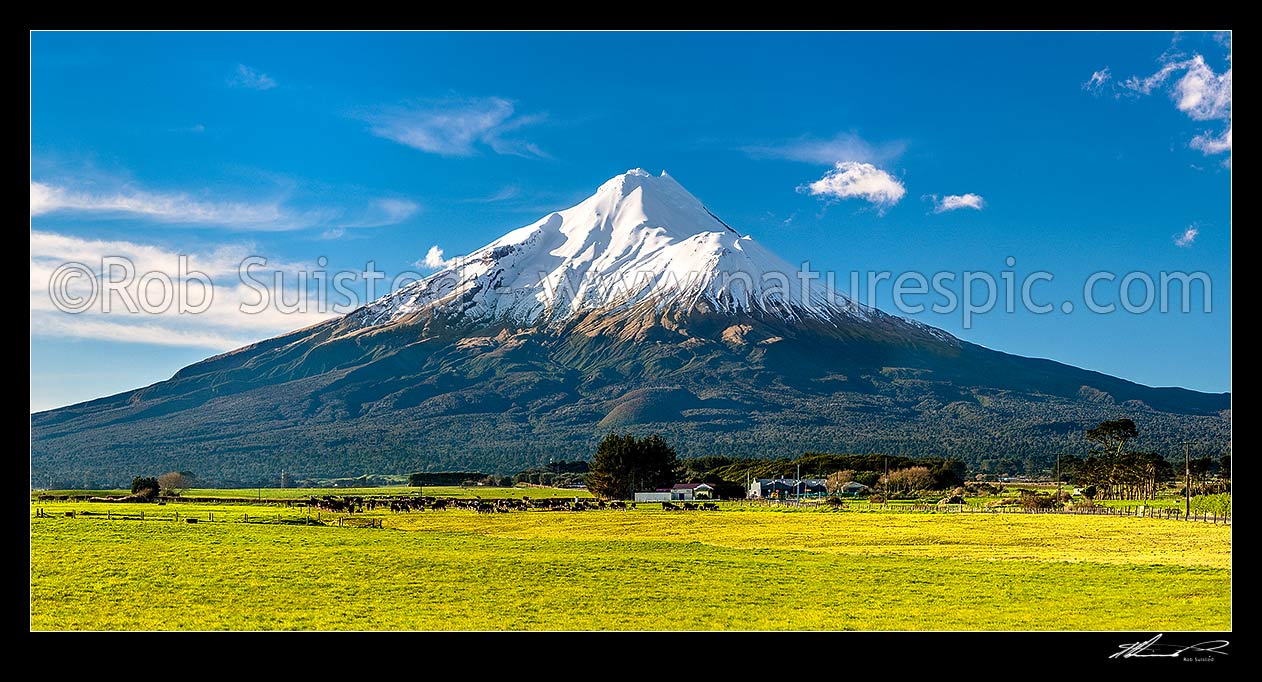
[{"x1": 1111, "y1": 634, "x2": 1229, "y2": 660}]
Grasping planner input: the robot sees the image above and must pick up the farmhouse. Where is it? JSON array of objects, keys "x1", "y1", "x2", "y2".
[{"x1": 747, "y1": 478, "x2": 829, "y2": 499}]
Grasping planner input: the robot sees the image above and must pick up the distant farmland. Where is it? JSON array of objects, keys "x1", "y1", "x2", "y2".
[{"x1": 30, "y1": 499, "x2": 1229, "y2": 630}]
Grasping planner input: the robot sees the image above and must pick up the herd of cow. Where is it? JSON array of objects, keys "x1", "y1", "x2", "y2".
[{"x1": 305, "y1": 495, "x2": 721, "y2": 514}]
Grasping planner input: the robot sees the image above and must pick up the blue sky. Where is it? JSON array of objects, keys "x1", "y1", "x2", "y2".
[{"x1": 30, "y1": 31, "x2": 1232, "y2": 411}]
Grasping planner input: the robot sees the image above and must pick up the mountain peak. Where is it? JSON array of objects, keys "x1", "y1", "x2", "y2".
[
  {"x1": 357, "y1": 169, "x2": 867, "y2": 329},
  {"x1": 595, "y1": 168, "x2": 693, "y2": 205}
]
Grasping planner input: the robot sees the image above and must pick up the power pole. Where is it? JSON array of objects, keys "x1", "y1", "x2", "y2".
[
  {"x1": 796, "y1": 463, "x2": 801, "y2": 506},
  {"x1": 1181, "y1": 442, "x2": 1194, "y2": 519},
  {"x1": 1056, "y1": 453, "x2": 1062, "y2": 502}
]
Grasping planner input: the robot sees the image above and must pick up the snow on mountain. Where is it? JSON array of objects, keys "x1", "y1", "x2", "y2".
[{"x1": 356, "y1": 169, "x2": 875, "y2": 329}]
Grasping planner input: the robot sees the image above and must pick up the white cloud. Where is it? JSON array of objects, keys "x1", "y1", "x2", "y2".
[
  {"x1": 801, "y1": 162, "x2": 906, "y2": 211},
  {"x1": 931, "y1": 193, "x2": 986, "y2": 213},
  {"x1": 229, "y1": 64, "x2": 277, "y2": 91},
  {"x1": 1191, "y1": 126, "x2": 1232, "y2": 155},
  {"x1": 1083, "y1": 67, "x2": 1112, "y2": 93},
  {"x1": 30, "y1": 315, "x2": 256, "y2": 350},
  {"x1": 30, "y1": 231, "x2": 341, "y2": 351},
  {"x1": 1170, "y1": 55, "x2": 1231, "y2": 121},
  {"x1": 345, "y1": 198, "x2": 420, "y2": 228},
  {"x1": 363, "y1": 97, "x2": 546, "y2": 157},
  {"x1": 417, "y1": 245, "x2": 453, "y2": 270},
  {"x1": 376, "y1": 198, "x2": 420, "y2": 222},
  {"x1": 464, "y1": 185, "x2": 522, "y2": 203},
  {"x1": 30, "y1": 181, "x2": 287, "y2": 227},
  {"x1": 1174, "y1": 225, "x2": 1199, "y2": 248},
  {"x1": 1120, "y1": 60, "x2": 1183, "y2": 95},
  {"x1": 30, "y1": 180, "x2": 416, "y2": 232},
  {"x1": 1106, "y1": 51, "x2": 1231, "y2": 160},
  {"x1": 744, "y1": 132, "x2": 906, "y2": 165}
]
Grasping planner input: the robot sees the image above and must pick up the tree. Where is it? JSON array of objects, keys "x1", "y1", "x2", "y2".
[
  {"x1": 1058, "y1": 455, "x2": 1083, "y2": 483},
  {"x1": 854, "y1": 471, "x2": 881, "y2": 488},
  {"x1": 824, "y1": 470, "x2": 855, "y2": 493},
  {"x1": 157, "y1": 471, "x2": 195, "y2": 495},
  {"x1": 585, "y1": 433, "x2": 679, "y2": 500},
  {"x1": 929, "y1": 460, "x2": 966, "y2": 489},
  {"x1": 131, "y1": 476, "x2": 160, "y2": 500},
  {"x1": 1085, "y1": 419, "x2": 1139, "y2": 500},
  {"x1": 885, "y1": 466, "x2": 935, "y2": 494},
  {"x1": 1189, "y1": 455, "x2": 1217, "y2": 496},
  {"x1": 1086, "y1": 419, "x2": 1138, "y2": 457}
]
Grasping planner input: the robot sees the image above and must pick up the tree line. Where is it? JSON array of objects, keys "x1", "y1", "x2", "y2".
[
  {"x1": 579, "y1": 433, "x2": 971, "y2": 500},
  {"x1": 1056, "y1": 419, "x2": 1230, "y2": 500}
]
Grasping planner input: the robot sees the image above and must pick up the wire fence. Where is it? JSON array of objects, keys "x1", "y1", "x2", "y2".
[
  {"x1": 32, "y1": 499, "x2": 1229, "y2": 525},
  {"x1": 957, "y1": 504, "x2": 1230, "y2": 524},
  {"x1": 31, "y1": 508, "x2": 383, "y2": 528},
  {"x1": 735, "y1": 498, "x2": 1230, "y2": 523}
]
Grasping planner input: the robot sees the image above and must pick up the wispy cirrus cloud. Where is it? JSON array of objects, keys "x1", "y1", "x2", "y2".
[
  {"x1": 30, "y1": 179, "x2": 418, "y2": 233},
  {"x1": 1083, "y1": 67, "x2": 1112, "y2": 94},
  {"x1": 30, "y1": 181, "x2": 287, "y2": 226},
  {"x1": 928, "y1": 193, "x2": 986, "y2": 213},
  {"x1": 357, "y1": 198, "x2": 421, "y2": 227},
  {"x1": 1174, "y1": 225, "x2": 1199, "y2": 248},
  {"x1": 800, "y1": 161, "x2": 906, "y2": 213},
  {"x1": 744, "y1": 131, "x2": 906, "y2": 165},
  {"x1": 460, "y1": 185, "x2": 522, "y2": 203},
  {"x1": 361, "y1": 97, "x2": 547, "y2": 158},
  {"x1": 228, "y1": 63, "x2": 277, "y2": 91}
]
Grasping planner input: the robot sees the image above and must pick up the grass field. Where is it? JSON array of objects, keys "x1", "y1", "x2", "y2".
[{"x1": 30, "y1": 499, "x2": 1229, "y2": 631}]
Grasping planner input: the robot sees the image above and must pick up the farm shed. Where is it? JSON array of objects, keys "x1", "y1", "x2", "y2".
[
  {"x1": 670, "y1": 483, "x2": 714, "y2": 500},
  {"x1": 838, "y1": 481, "x2": 871, "y2": 496},
  {"x1": 747, "y1": 478, "x2": 829, "y2": 499}
]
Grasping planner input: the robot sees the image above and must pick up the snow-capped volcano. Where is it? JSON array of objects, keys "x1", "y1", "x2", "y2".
[
  {"x1": 32, "y1": 168, "x2": 1230, "y2": 486},
  {"x1": 358, "y1": 169, "x2": 866, "y2": 329}
]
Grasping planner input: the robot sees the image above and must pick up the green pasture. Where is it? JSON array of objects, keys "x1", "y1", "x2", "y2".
[{"x1": 30, "y1": 499, "x2": 1229, "y2": 631}]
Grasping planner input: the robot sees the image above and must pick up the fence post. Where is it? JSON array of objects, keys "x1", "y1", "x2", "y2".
[{"x1": 175, "y1": 511, "x2": 179, "y2": 522}]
